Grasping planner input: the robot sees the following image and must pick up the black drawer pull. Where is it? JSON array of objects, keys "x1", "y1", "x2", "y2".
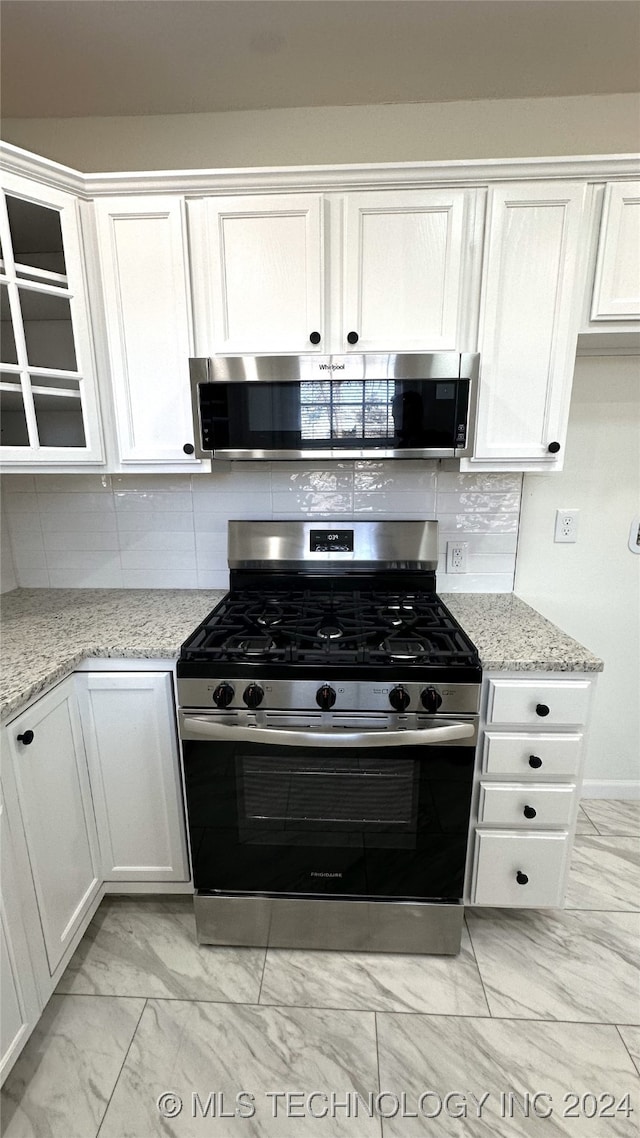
[
  {"x1": 523, "y1": 805, "x2": 537, "y2": 819},
  {"x1": 516, "y1": 871, "x2": 529, "y2": 885},
  {"x1": 309, "y1": 331, "x2": 321, "y2": 345},
  {"x1": 183, "y1": 443, "x2": 195, "y2": 455},
  {"x1": 17, "y1": 730, "x2": 34, "y2": 746},
  {"x1": 347, "y1": 331, "x2": 359, "y2": 345},
  {"x1": 529, "y1": 755, "x2": 542, "y2": 769},
  {"x1": 536, "y1": 703, "x2": 550, "y2": 717}
]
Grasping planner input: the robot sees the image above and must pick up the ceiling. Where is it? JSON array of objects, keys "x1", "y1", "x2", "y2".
[{"x1": 2, "y1": 1, "x2": 639, "y2": 120}]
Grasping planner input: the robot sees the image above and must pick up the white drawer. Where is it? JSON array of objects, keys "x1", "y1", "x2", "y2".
[
  {"x1": 479, "y1": 782, "x2": 576, "y2": 827},
  {"x1": 487, "y1": 679, "x2": 591, "y2": 727},
  {"x1": 483, "y1": 732, "x2": 583, "y2": 777},
  {"x1": 472, "y1": 830, "x2": 569, "y2": 907}
]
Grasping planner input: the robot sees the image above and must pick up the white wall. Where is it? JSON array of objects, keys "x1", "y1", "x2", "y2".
[
  {"x1": 515, "y1": 356, "x2": 640, "y2": 791},
  {"x1": 1, "y1": 464, "x2": 521, "y2": 592},
  {"x1": 3, "y1": 93, "x2": 639, "y2": 171},
  {"x1": 1, "y1": 508, "x2": 17, "y2": 593}
]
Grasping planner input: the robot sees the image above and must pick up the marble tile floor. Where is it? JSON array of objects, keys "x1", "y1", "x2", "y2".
[{"x1": 2, "y1": 800, "x2": 639, "y2": 1138}]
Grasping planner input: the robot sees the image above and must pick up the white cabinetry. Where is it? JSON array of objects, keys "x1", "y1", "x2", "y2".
[
  {"x1": 342, "y1": 189, "x2": 477, "y2": 352},
  {"x1": 469, "y1": 182, "x2": 587, "y2": 470},
  {"x1": 203, "y1": 193, "x2": 325, "y2": 354},
  {"x1": 76, "y1": 671, "x2": 188, "y2": 882},
  {"x1": 94, "y1": 196, "x2": 198, "y2": 466},
  {"x1": 469, "y1": 672, "x2": 595, "y2": 908},
  {"x1": 195, "y1": 188, "x2": 479, "y2": 356},
  {"x1": 5, "y1": 677, "x2": 101, "y2": 974},
  {"x1": 0, "y1": 788, "x2": 41, "y2": 1083},
  {"x1": 591, "y1": 181, "x2": 640, "y2": 321},
  {"x1": 0, "y1": 172, "x2": 103, "y2": 466}
]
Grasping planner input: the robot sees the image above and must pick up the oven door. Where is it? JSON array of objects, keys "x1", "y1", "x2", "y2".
[{"x1": 180, "y1": 715, "x2": 476, "y2": 902}]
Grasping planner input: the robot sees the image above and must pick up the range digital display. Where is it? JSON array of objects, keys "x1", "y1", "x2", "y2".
[{"x1": 310, "y1": 529, "x2": 355, "y2": 553}]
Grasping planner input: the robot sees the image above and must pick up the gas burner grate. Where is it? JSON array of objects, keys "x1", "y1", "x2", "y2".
[{"x1": 181, "y1": 586, "x2": 480, "y2": 672}]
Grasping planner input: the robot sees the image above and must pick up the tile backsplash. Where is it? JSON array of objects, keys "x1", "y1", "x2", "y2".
[{"x1": 2, "y1": 463, "x2": 521, "y2": 592}]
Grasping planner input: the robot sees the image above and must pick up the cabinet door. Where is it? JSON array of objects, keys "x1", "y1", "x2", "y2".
[
  {"x1": 591, "y1": 181, "x2": 640, "y2": 320},
  {"x1": 0, "y1": 173, "x2": 103, "y2": 464},
  {"x1": 473, "y1": 182, "x2": 586, "y2": 465},
  {"x1": 343, "y1": 190, "x2": 472, "y2": 352},
  {"x1": 94, "y1": 196, "x2": 197, "y2": 464},
  {"x1": 7, "y1": 679, "x2": 100, "y2": 975},
  {"x1": 205, "y1": 193, "x2": 324, "y2": 354},
  {"x1": 0, "y1": 791, "x2": 41, "y2": 1084},
  {"x1": 77, "y1": 672, "x2": 188, "y2": 882}
]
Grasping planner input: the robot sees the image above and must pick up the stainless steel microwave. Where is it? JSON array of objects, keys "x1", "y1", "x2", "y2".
[{"x1": 188, "y1": 352, "x2": 479, "y2": 461}]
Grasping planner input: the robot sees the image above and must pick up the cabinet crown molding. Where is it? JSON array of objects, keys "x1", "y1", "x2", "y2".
[{"x1": 2, "y1": 140, "x2": 639, "y2": 198}]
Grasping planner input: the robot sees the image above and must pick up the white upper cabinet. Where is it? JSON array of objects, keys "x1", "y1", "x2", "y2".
[
  {"x1": 590, "y1": 181, "x2": 640, "y2": 320},
  {"x1": 0, "y1": 173, "x2": 103, "y2": 465},
  {"x1": 6, "y1": 678, "x2": 101, "y2": 976},
  {"x1": 471, "y1": 181, "x2": 587, "y2": 468},
  {"x1": 203, "y1": 193, "x2": 325, "y2": 354},
  {"x1": 94, "y1": 195, "x2": 198, "y2": 465},
  {"x1": 342, "y1": 189, "x2": 475, "y2": 352}
]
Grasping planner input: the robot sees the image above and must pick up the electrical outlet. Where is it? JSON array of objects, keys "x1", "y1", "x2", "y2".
[
  {"x1": 554, "y1": 508, "x2": 579, "y2": 543},
  {"x1": 446, "y1": 540, "x2": 468, "y2": 573}
]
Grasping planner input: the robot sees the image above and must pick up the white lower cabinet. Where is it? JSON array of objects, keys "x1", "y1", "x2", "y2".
[
  {"x1": 473, "y1": 831, "x2": 569, "y2": 908},
  {"x1": 6, "y1": 677, "x2": 101, "y2": 975},
  {"x1": 469, "y1": 672, "x2": 595, "y2": 909},
  {"x1": 0, "y1": 789, "x2": 41, "y2": 1083},
  {"x1": 76, "y1": 671, "x2": 188, "y2": 882}
]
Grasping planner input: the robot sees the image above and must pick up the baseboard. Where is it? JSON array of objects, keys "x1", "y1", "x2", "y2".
[
  {"x1": 581, "y1": 780, "x2": 640, "y2": 800},
  {"x1": 103, "y1": 881, "x2": 194, "y2": 895}
]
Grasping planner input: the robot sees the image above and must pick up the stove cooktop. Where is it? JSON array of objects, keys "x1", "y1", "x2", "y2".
[{"x1": 178, "y1": 587, "x2": 482, "y2": 683}]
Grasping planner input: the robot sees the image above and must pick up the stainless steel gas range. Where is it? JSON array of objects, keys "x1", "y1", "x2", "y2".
[{"x1": 177, "y1": 520, "x2": 481, "y2": 955}]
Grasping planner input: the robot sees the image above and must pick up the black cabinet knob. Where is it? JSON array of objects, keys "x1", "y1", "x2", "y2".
[
  {"x1": 347, "y1": 331, "x2": 359, "y2": 345},
  {"x1": 243, "y1": 683, "x2": 264, "y2": 709},
  {"x1": 523, "y1": 805, "x2": 537, "y2": 819},
  {"x1": 547, "y1": 441, "x2": 561, "y2": 454},
  {"x1": 516, "y1": 871, "x2": 529, "y2": 885},
  {"x1": 309, "y1": 331, "x2": 321, "y2": 345},
  {"x1": 529, "y1": 755, "x2": 543, "y2": 769},
  {"x1": 17, "y1": 730, "x2": 34, "y2": 746},
  {"x1": 212, "y1": 683, "x2": 234, "y2": 709},
  {"x1": 420, "y1": 687, "x2": 443, "y2": 713},
  {"x1": 316, "y1": 684, "x2": 337, "y2": 711},
  {"x1": 536, "y1": 703, "x2": 550, "y2": 718},
  {"x1": 183, "y1": 443, "x2": 195, "y2": 455}
]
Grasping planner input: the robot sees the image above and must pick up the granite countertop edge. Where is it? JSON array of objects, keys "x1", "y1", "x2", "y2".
[{"x1": 0, "y1": 587, "x2": 603, "y2": 722}]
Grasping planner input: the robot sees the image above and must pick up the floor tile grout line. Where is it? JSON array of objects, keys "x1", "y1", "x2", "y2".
[
  {"x1": 614, "y1": 1024, "x2": 640, "y2": 1075},
  {"x1": 464, "y1": 913, "x2": 493, "y2": 1018},
  {"x1": 54, "y1": 992, "x2": 638, "y2": 1029},
  {"x1": 95, "y1": 997, "x2": 148, "y2": 1138},
  {"x1": 256, "y1": 947, "x2": 268, "y2": 1004},
  {"x1": 373, "y1": 1012, "x2": 384, "y2": 1138}
]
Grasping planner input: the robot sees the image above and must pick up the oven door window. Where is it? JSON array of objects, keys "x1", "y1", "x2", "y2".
[{"x1": 183, "y1": 737, "x2": 473, "y2": 902}]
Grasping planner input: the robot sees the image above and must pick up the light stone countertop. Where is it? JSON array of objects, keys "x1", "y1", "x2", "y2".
[{"x1": 0, "y1": 587, "x2": 602, "y2": 722}]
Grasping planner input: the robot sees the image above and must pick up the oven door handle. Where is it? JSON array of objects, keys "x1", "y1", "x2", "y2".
[{"x1": 181, "y1": 717, "x2": 475, "y2": 748}]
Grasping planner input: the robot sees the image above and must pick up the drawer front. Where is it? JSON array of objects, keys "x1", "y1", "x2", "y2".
[
  {"x1": 479, "y1": 782, "x2": 576, "y2": 827},
  {"x1": 487, "y1": 679, "x2": 591, "y2": 727},
  {"x1": 483, "y1": 732, "x2": 583, "y2": 777},
  {"x1": 473, "y1": 831, "x2": 569, "y2": 907}
]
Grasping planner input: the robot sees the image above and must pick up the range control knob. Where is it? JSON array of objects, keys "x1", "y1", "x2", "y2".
[
  {"x1": 389, "y1": 686, "x2": 411, "y2": 712},
  {"x1": 243, "y1": 683, "x2": 264, "y2": 708},
  {"x1": 316, "y1": 684, "x2": 337, "y2": 711},
  {"x1": 212, "y1": 682, "x2": 234, "y2": 708},
  {"x1": 420, "y1": 687, "x2": 443, "y2": 713}
]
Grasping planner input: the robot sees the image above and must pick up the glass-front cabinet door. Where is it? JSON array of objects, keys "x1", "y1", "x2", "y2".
[{"x1": 0, "y1": 174, "x2": 103, "y2": 463}]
